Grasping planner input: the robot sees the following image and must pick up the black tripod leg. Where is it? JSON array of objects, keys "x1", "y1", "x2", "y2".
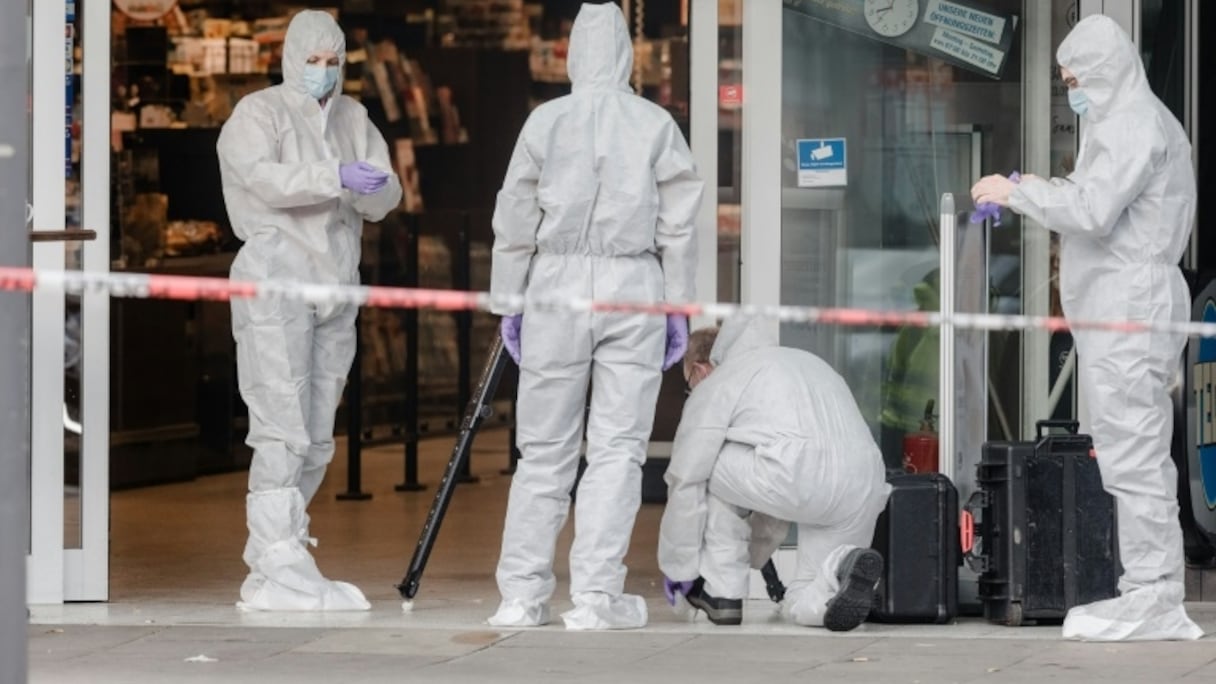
[
  {"x1": 397, "y1": 334, "x2": 509, "y2": 600},
  {"x1": 761, "y1": 559, "x2": 786, "y2": 603}
]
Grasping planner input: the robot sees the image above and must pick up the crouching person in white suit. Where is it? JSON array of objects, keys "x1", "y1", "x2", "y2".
[{"x1": 659, "y1": 315, "x2": 890, "y2": 629}]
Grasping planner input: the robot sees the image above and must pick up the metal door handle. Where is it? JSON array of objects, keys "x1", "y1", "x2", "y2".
[{"x1": 29, "y1": 230, "x2": 98, "y2": 242}]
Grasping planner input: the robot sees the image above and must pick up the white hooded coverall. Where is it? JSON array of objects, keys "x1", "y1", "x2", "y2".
[
  {"x1": 1008, "y1": 15, "x2": 1201, "y2": 641},
  {"x1": 217, "y1": 10, "x2": 402, "y2": 611},
  {"x1": 658, "y1": 317, "x2": 890, "y2": 626},
  {"x1": 488, "y1": 2, "x2": 703, "y2": 629}
]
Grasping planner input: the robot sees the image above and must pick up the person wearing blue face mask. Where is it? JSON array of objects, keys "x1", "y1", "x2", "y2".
[
  {"x1": 216, "y1": 10, "x2": 402, "y2": 611},
  {"x1": 971, "y1": 15, "x2": 1199, "y2": 641},
  {"x1": 1067, "y1": 86, "x2": 1090, "y2": 117}
]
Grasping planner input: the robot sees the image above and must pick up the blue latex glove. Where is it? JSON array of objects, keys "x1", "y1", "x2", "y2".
[
  {"x1": 500, "y1": 314, "x2": 522, "y2": 365},
  {"x1": 969, "y1": 171, "x2": 1020, "y2": 226},
  {"x1": 663, "y1": 577, "x2": 694, "y2": 606},
  {"x1": 340, "y1": 161, "x2": 389, "y2": 195},
  {"x1": 662, "y1": 314, "x2": 688, "y2": 371}
]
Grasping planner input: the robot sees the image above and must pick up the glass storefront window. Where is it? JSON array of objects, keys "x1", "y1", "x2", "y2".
[
  {"x1": 718, "y1": 0, "x2": 742, "y2": 303},
  {"x1": 779, "y1": 2, "x2": 1027, "y2": 472}
]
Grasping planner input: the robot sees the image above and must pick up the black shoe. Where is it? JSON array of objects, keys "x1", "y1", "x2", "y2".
[
  {"x1": 823, "y1": 548, "x2": 883, "y2": 632},
  {"x1": 685, "y1": 578, "x2": 743, "y2": 626}
]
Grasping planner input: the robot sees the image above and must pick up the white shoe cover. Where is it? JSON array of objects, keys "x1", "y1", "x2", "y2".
[
  {"x1": 560, "y1": 592, "x2": 647, "y2": 630},
  {"x1": 1062, "y1": 585, "x2": 1204, "y2": 641},
  {"x1": 238, "y1": 540, "x2": 370, "y2": 612},
  {"x1": 239, "y1": 488, "x2": 370, "y2": 612},
  {"x1": 486, "y1": 598, "x2": 551, "y2": 627}
]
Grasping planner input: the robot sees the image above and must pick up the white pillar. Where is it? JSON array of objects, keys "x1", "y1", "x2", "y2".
[
  {"x1": 741, "y1": 0, "x2": 782, "y2": 335},
  {"x1": 0, "y1": 0, "x2": 31, "y2": 676},
  {"x1": 689, "y1": 0, "x2": 718, "y2": 325}
]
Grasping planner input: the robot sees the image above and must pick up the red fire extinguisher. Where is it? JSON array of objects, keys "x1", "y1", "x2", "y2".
[{"x1": 903, "y1": 399, "x2": 939, "y2": 474}]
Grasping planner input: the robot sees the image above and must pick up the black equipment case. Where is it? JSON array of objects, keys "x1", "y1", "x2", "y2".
[
  {"x1": 869, "y1": 472, "x2": 959, "y2": 624},
  {"x1": 965, "y1": 420, "x2": 1119, "y2": 626}
]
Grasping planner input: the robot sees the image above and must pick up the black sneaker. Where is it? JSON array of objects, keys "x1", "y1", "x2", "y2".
[
  {"x1": 685, "y1": 578, "x2": 743, "y2": 626},
  {"x1": 823, "y1": 548, "x2": 883, "y2": 632}
]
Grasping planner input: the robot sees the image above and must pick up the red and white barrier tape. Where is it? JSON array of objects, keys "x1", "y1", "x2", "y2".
[{"x1": 3, "y1": 266, "x2": 1216, "y2": 338}]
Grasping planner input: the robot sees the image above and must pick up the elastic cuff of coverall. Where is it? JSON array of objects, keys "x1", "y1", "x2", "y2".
[{"x1": 489, "y1": 301, "x2": 523, "y2": 317}]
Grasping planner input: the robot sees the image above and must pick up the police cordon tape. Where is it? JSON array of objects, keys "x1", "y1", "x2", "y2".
[{"x1": 3, "y1": 265, "x2": 1216, "y2": 338}]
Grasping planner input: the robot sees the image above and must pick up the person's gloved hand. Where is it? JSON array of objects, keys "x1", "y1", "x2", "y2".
[
  {"x1": 500, "y1": 314, "x2": 523, "y2": 365},
  {"x1": 340, "y1": 161, "x2": 389, "y2": 195},
  {"x1": 969, "y1": 172, "x2": 1021, "y2": 225},
  {"x1": 663, "y1": 577, "x2": 694, "y2": 606},
  {"x1": 662, "y1": 313, "x2": 688, "y2": 371}
]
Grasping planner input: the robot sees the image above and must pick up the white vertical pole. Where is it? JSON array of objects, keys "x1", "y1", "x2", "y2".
[
  {"x1": 741, "y1": 0, "x2": 782, "y2": 334},
  {"x1": 938, "y1": 194, "x2": 956, "y2": 483},
  {"x1": 1021, "y1": 0, "x2": 1053, "y2": 439},
  {"x1": 690, "y1": 0, "x2": 717, "y2": 326},
  {"x1": 66, "y1": 0, "x2": 111, "y2": 601},
  {"x1": 28, "y1": 0, "x2": 66, "y2": 605}
]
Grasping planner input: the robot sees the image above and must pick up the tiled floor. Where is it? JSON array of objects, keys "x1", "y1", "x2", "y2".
[
  {"x1": 103, "y1": 428, "x2": 665, "y2": 606},
  {"x1": 24, "y1": 428, "x2": 1216, "y2": 682}
]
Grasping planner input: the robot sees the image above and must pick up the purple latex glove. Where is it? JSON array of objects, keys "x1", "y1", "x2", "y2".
[
  {"x1": 969, "y1": 172, "x2": 1021, "y2": 227},
  {"x1": 969, "y1": 202, "x2": 1002, "y2": 226},
  {"x1": 663, "y1": 577, "x2": 694, "y2": 606},
  {"x1": 500, "y1": 314, "x2": 522, "y2": 365},
  {"x1": 662, "y1": 314, "x2": 688, "y2": 371},
  {"x1": 340, "y1": 161, "x2": 389, "y2": 195}
]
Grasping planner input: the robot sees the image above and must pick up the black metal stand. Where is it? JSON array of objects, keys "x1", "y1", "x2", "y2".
[
  {"x1": 453, "y1": 213, "x2": 479, "y2": 484},
  {"x1": 398, "y1": 335, "x2": 509, "y2": 600},
  {"x1": 501, "y1": 384, "x2": 520, "y2": 475},
  {"x1": 761, "y1": 559, "x2": 786, "y2": 603},
  {"x1": 337, "y1": 310, "x2": 372, "y2": 501},
  {"x1": 396, "y1": 215, "x2": 427, "y2": 493}
]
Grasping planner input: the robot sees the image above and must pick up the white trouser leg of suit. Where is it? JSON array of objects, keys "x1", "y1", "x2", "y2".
[
  {"x1": 490, "y1": 306, "x2": 591, "y2": 627},
  {"x1": 698, "y1": 493, "x2": 758, "y2": 600},
  {"x1": 562, "y1": 307, "x2": 663, "y2": 630},
  {"x1": 1062, "y1": 326, "x2": 1202, "y2": 641},
  {"x1": 707, "y1": 442, "x2": 887, "y2": 626},
  {"x1": 298, "y1": 305, "x2": 358, "y2": 505},
  {"x1": 491, "y1": 301, "x2": 663, "y2": 629},
  {"x1": 233, "y1": 293, "x2": 368, "y2": 612}
]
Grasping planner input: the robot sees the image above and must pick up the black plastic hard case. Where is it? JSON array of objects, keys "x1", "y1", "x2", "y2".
[{"x1": 966, "y1": 420, "x2": 1119, "y2": 626}]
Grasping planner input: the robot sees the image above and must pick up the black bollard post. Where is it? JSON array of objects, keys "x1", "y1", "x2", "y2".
[
  {"x1": 338, "y1": 309, "x2": 372, "y2": 500},
  {"x1": 396, "y1": 215, "x2": 426, "y2": 493}
]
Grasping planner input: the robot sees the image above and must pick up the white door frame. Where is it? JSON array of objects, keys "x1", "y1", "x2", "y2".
[
  {"x1": 28, "y1": 0, "x2": 110, "y2": 604},
  {"x1": 739, "y1": 0, "x2": 782, "y2": 330},
  {"x1": 689, "y1": 0, "x2": 718, "y2": 326}
]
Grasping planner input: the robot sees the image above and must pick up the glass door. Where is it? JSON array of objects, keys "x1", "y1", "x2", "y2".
[{"x1": 28, "y1": 0, "x2": 110, "y2": 604}]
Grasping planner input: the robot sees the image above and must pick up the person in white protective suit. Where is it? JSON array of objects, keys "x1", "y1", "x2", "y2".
[
  {"x1": 216, "y1": 10, "x2": 402, "y2": 612},
  {"x1": 487, "y1": 2, "x2": 703, "y2": 630},
  {"x1": 971, "y1": 15, "x2": 1202, "y2": 641},
  {"x1": 658, "y1": 316, "x2": 890, "y2": 629}
]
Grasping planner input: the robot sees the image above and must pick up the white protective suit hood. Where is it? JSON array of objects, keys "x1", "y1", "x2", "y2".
[
  {"x1": 282, "y1": 10, "x2": 346, "y2": 100},
  {"x1": 1057, "y1": 15, "x2": 1152, "y2": 123},
  {"x1": 566, "y1": 3, "x2": 633, "y2": 93},
  {"x1": 709, "y1": 315, "x2": 776, "y2": 367}
]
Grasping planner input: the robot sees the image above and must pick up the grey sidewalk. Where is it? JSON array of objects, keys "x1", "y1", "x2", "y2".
[
  {"x1": 26, "y1": 434, "x2": 1216, "y2": 683},
  {"x1": 27, "y1": 599, "x2": 1216, "y2": 683}
]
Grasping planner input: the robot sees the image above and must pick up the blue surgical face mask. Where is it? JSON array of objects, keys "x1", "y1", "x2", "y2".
[
  {"x1": 301, "y1": 64, "x2": 339, "y2": 99},
  {"x1": 1068, "y1": 88, "x2": 1089, "y2": 117}
]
